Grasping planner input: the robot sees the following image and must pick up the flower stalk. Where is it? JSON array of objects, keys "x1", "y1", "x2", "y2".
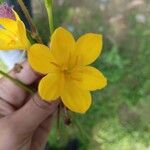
[
  {"x1": 0, "y1": 70, "x2": 35, "y2": 94},
  {"x1": 44, "y1": 0, "x2": 54, "y2": 36},
  {"x1": 17, "y1": 0, "x2": 43, "y2": 43},
  {"x1": 71, "y1": 113, "x2": 91, "y2": 140}
]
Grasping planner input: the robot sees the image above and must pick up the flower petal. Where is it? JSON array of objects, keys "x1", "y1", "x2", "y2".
[
  {"x1": 17, "y1": 20, "x2": 30, "y2": 50},
  {"x1": 75, "y1": 33, "x2": 102, "y2": 66},
  {"x1": 39, "y1": 72, "x2": 64, "y2": 101},
  {"x1": 0, "y1": 28, "x2": 25, "y2": 50},
  {"x1": 0, "y1": 18, "x2": 17, "y2": 33},
  {"x1": 61, "y1": 80, "x2": 92, "y2": 113},
  {"x1": 50, "y1": 27, "x2": 75, "y2": 65},
  {"x1": 0, "y1": 33, "x2": 12, "y2": 50},
  {"x1": 0, "y1": 18, "x2": 30, "y2": 50},
  {"x1": 73, "y1": 66, "x2": 107, "y2": 91},
  {"x1": 0, "y1": 29, "x2": 12, "y2": 41},
  {"x1": 28, "y1": 44, "x2": 55, "y2": 74}
]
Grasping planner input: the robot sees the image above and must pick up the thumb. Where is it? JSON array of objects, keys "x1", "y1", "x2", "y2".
[{"x1": 10, "y1": 94, "x2": 59, "y2": 132}]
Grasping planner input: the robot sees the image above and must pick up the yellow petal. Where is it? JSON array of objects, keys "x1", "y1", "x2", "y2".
[
  {"x1": 50, "y1": 27, "x2": 75, "y2": 65},
  {"x1": 75, "y1": 33, "x2": 102, "y2": 66},
  {"x1": 0, "y1": 29, "x2": 12, "y2": 41},
  {"x1": 17, "y1": 20, "x2": 25, "y2": 40},
  {"x1": 0, "y1": 18, "x2": 17, "y2": 33},
  {"x1": 0, "y1": 18, "x2": 30, "y2": 50},
  {"x1": 61, "y1": 80, "x2": 92, "y2": 113},
  {"x1": 0, "y1": 28, "x2": 24, "y2": 50},
  {"x1": 17, "y1": 20, "x2": 30, "y2": 50},
  {"x1": 28, "y1": 44, "x2": 55, "y2": 74},
  {"x1": 39, "y1": 72, "x2": 64, "y2": 101},
  {"x1": 73, "y1": 66, "x2": 107, "y2": 91},
  {"x1": 0, "y1": 29, "x2": 14, "y2": 49}
]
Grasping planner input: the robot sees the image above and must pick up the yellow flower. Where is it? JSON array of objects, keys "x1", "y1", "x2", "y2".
[
  {"x1": 28, "y1": 27, "x2": 107, "y2": 113},
  {"x1": 0, "y1": 5, "x2": 30, "y2": 50}
]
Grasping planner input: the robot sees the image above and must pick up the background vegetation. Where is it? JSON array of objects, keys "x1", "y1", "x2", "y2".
[{"x1": 0, "y1": 0, "x2": 150, "y2": 149}]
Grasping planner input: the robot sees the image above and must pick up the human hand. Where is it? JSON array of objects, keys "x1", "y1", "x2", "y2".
[{"x1": 0, "y1": 61, "x2": 59, "y2": 150}]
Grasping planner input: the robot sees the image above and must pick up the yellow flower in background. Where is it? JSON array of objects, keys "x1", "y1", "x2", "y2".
[
  {"x1": 0, "y1": 3, "x2": 30, "y2": 50},
  {"x1": 28, "y1": 27, "x2": 107, "y2": 113}
]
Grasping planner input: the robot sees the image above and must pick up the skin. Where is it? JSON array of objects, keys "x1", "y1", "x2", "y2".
[{"x1": 0, "y1": 61, "x2": 59, "y2": 150}]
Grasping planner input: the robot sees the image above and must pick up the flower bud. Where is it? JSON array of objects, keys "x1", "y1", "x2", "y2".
[{"x1": 0, "y1": 3, "x2": 16, "y2": 20}]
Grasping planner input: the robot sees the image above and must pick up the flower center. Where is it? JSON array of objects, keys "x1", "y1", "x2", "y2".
[{"x1": 63, "y1": 68, "x2": 72, "y2": 75}]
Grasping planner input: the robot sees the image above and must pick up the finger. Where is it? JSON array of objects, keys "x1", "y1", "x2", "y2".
[
  {"x1": 10, "y1": 94, "x2": 59, "y2": 133},
  {"x1": 0, "y1": 61, "x2": 40, "y2": 108},
  {"x1": 0, "y1": 97, "x2": 15, "y2": 118},
  {"x1": 31, "y1": 115, "x2": 53, "y2": 150}
]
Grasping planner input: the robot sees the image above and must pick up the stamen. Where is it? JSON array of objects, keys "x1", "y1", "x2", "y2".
[{"x1": 50, "y1": 61, "x2": 61, "y2": 68}]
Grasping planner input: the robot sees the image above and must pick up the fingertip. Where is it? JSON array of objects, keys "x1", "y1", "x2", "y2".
[
  {"x1": 32, "y1": 94, "x2": 60, "y2": 111},
  {"x1": 11, "y1": 61, "x2": 40, "y2": 85},
  {"x1": 0, "y1": 61, "x2": 41, "y2": 108},
  {"x1": 10, "y1": 93, "x2": 59, "y2": 132}
]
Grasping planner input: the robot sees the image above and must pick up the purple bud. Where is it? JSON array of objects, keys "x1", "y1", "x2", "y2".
[{"x1": 0, "y1": 3, "x2": 16, "y2": 20}]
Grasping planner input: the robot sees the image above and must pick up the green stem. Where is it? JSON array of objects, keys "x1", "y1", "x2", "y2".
[
  {"x1": 0, "y1": 70, "x2": 34, "y2": 94},
  {"x1": 71, "y1": 113, "x2": 91, "y2": 141},
  {"x1": 44, "y1": 0, "x2": 54, "y2": 36},
  {"x1": 17, "y1": 0, "x2": 43, "y2": 43}
]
